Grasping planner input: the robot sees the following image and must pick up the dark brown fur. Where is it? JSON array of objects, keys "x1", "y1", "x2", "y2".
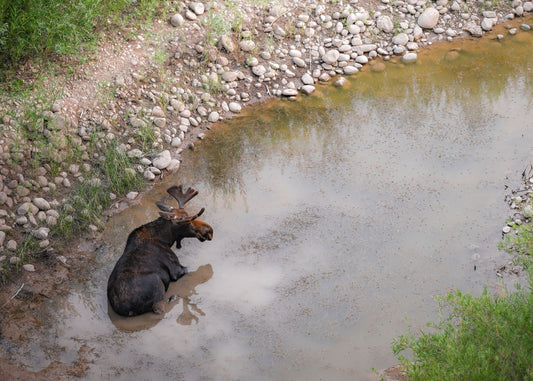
[{"x1": 107, "y1": 186, "x2": 213, "y2": 317}]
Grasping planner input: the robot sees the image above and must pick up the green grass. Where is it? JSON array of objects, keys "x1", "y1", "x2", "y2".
[
  {"x1": 0, "y1": 0, "x2": 167, "y2": 73},
  {"x1": 54, "y1": 136, "x2": 145, "y2": 238},
  {"x1": 392, "y1": 210, "x2": 533, "y2": 380}
]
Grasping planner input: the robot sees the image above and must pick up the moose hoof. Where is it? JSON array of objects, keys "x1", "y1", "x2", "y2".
[{"x1": 168, "y1": 295, "x2": 178, "y2": 303}]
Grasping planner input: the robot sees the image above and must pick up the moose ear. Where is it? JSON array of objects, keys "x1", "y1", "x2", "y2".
[{"x1": 156, "y1": 201, "x2": 174, "y2": 212}]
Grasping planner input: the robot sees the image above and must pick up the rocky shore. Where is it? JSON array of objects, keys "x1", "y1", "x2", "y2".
[{"x1": 0, "y1": 0, "x2": 532, "y2": 276}]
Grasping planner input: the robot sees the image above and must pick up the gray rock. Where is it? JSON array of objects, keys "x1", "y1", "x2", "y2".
[
  {"x1": 300, "y1": 85, "x2": 316, "y2": 95},
  {"x1": 32, "y1": 227, "x2": 50, "y2": 240},
  {"x1": 126, "y1": 192, "x2": 139, "y2": 200},
  {"x1": 418, "y1": 8, "x2": 440, "y2": 29},
  {"x1": 377, "y1": 15, "x2": 394, "y2": 33},
  {"x1": 144, "y1": 170, "x2": 156, "y2": 181},
  {"x1": 464, "y1": 22, "x2": 483, "y2": 37},
  {"x1": 46, "y1": 216, "x2": 57, "y2": 226},
  {"x1": 319, "y1": 72, "x2": 332, "y2": 82},
  {"x1": 293, "y1": 57, "x2": 307, "y2": 67},
  {"x1": 482, "y1": 10, "x2": 497, "y2": 18},
  {"x1": 33, "y1": 198, "x2": 51, "y2": 211},
  {"x1": 355, "y1": 44, "x2": 377, "y2": 54},
  {"x1": 23, "y1": 264, "x2": 35, "y2": 272},
  {"x1": 171, "y1": 137, "x2": 182, "y2": 147},
  {"x1": 152, "y1": 106, "x2": 165, "y2": 117},
  {"x1": 189, "y1": 2, "x2": 205, "y2": 15},
  {"x1": 153, "y1": 150, "x2": 172, "y2": 169},
  {"x1": 131, "y1": 148, "x2": 146, "y2": 161},
  {"x1": 246, "y1": 57, "x2": 259, "y2": 67},
  {"x1": 229, "y1": 102, "x2": 242, "y2": 113},
  {"x1": 16, "y1": 202, "x2": 31, "y2": 216},
  {"x1": 481, "y1": 18, "x2": 495, "y2": 30},
  {"x1": 0, "y1": 231, "x2": 5, "y2": 246},
  {"x1": 301, "y1": 73, "x2": 314, "y2": 85},
  {"x1": 356, "y1": 55, "x2": 369, "y2": 64},
  {"x1": 252, "y1": 65, "x2": 267, "y2": 76},
  {"x1": 239, "y1": 40, "x2": 256, "y2": 52},
  {"x1": 335, "y1": 77, "x2": 348, "y2": 86},
  {"x1": 170, "y1": 13, "x2": 184, "y2": 27},
  {"x1": 185, "y1": 10, "x2": 197, "y2": 20},
  {"x1": 282, "y1": 88, "x2": 298, "y2": 96},
  {"x1": 153, "y1": 117, "x2": 166, "y2": 128},
  {"x1": 402, "y1": 52, "x2": 418, "y2": 63},
  {"x1": 167, "y1": 159, "x2": 181, "y2": 172},
  {"x1": 208, "y1": 111, "x2": 220, "y2": 122},
  {"x1": 130, "y1": 117, "x2": 147, "y2": 129},
  {"x1": 392, "y1": 33, "x2": 409, "y2": 46},
  {"x1": 322, "y1": 49, "x2": 340, "y2": 64},
  {"x1": 7, "y1": 240, "x2": 17, "y2": 251},
  {"x1": 222, "y1": 71, "x2": 239, "y2": 82},
  {"x1": 219, "y1": 35, "x2": 235, "y2": 53},
  {"x1": 343, "y1": 66, "x2": 359, "y2": 75}
]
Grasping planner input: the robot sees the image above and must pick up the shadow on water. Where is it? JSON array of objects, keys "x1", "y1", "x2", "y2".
[{"x1": 2, "y1": 18, "x2": 532, "y2": 381}]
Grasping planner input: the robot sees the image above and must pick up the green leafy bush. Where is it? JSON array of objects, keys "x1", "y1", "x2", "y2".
[{"x1": 393, "y1": 214, "x2": 533, "y2": 380}]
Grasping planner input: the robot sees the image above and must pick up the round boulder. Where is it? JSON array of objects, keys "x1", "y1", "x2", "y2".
[{"x1": 417, "y1": 8, "x2": 440, "y2": 29}]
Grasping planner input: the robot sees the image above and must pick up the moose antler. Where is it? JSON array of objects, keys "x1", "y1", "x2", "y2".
[{"x1": 167, "y1": 185, "x2": 198, "y2": 209}]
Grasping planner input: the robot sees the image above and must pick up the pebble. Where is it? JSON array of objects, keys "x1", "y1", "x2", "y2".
[
  {"x1": 402, "y1": 52, "x2": 418, "y2": 63},
  {"x1": 170, "y1": 14, "x2": 184, "y2": 27},
  {"x1": 32, "y1": 227, "x2": 50, "y2": 240},
  {"x1": 33, "y1": 198, "x2": 51, "y2": 211},
  {"x1": 229, "y1": 102, "x2": 242, "y2": 113},
  {"x1": 126, "y1": 192, "x2": 139, "y2": 200},
  {"x1": 23, "y1": 264, "x2": 35, "y2": 272},
  {"x1": 300, "y1": 85, "x2": 316, "y2": 95},
  {"x1": 335, "y1": 77, "x2": 348, "y2": 86},
  {"x1": 239, "y1": 40, "x2": 256, "y2": 52},
  {"x1": 167, "y1": 159, "x2": 181, "y2": 172}
]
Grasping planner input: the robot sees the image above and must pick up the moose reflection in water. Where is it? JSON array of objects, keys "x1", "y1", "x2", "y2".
[
  {"x1": 107, "y1": 185, "x2": 213, "y2": 317},
  {"x1": 109, "y1": 264, "x2": 214, "y2": 331}
]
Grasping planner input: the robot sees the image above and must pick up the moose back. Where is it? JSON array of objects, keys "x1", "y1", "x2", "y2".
[{"x1": 107, "y1": 185, "x2": 213, "y2": 317}]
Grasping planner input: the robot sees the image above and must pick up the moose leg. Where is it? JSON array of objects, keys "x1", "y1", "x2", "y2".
[{"x1": 166, "y1": 257, "x2": 188, "y2": 281}]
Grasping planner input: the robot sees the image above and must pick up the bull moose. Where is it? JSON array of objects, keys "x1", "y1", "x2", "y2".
[{"x1": 107, "y1": 185, "x2": 213, "y2": 317}]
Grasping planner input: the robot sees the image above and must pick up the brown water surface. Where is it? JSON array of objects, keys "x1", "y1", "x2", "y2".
[{"x1": 5, "y1": 23, "x2": 533, "y2": 380}]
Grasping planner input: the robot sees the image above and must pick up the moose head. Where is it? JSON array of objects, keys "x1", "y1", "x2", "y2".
[{"x1": 155, "y1": 185, "x2": 213, "y2": 247}]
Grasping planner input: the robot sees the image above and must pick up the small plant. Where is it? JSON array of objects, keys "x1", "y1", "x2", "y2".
[
  {"x1": 54, "y1": 181, "x2": 110, "y2": 238},
  {"x1": 134, "y1": 122, "x2": 158, "y2": 152},
  {"x1": 202, "y1": 12, "x2": 232, "y2": 48}
]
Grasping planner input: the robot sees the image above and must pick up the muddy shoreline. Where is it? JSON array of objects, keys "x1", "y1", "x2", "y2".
[{"x1": 0, "y1": 1, "x2": 532, "y2": 378}]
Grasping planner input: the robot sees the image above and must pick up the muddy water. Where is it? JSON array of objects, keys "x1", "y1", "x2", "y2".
[{"x1": 10, "y1": 27, "x2": 533, "y2": 380}]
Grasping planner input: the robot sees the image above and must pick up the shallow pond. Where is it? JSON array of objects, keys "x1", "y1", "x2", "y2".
[{"x1": 8, "y1": 24, "x2": 533, "y2": 380}]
